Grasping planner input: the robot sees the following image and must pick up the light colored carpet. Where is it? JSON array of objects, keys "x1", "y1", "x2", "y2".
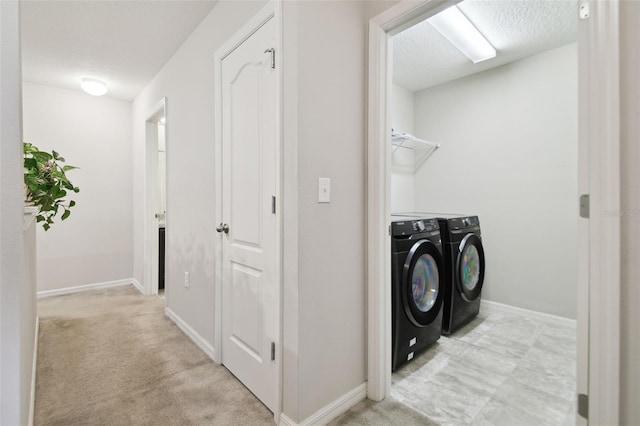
[
  {"x1": 35, "y1": 285, "x2": 439, "y2": 426},
  {"x1": 34, "y1": 285, "x2": 274, "y2": 425}
]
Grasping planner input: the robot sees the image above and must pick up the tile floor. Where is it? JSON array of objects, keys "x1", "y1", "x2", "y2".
[{"x1": 391, "y1": 304, "x2": 577, "y2": 426}]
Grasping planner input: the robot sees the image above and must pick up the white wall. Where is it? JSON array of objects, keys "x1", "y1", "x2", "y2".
[
  {"x1": 22, "y1": 83, "x2": 133, "y2": 292},
  {"x1": 413, "y1": 43, "x2": 578, "y2": 319},
  {"x1": 294, "y1": 1, "x2": 367, "y2": 420},
  {"x1": 619, "y1": 1, "x2": 640, "y2": 423},
  {"x1": 390, "y1": 84, "x2": 415, "y2": 213},
  {"x1": 0, "y1": 2, "x2": 37, "y2": 424}
]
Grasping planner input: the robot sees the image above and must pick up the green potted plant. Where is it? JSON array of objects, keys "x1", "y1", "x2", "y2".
[{"x1": 23, "y1": 142, "x2": 80, "y2": 231}]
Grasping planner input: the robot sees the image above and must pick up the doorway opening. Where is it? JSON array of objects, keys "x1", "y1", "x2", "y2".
[
  {"x1": 157, "y1": 118, "x2": 167, "y2": 297},
  {"x1": 387, "y1": 3, "x2": 578, "y2": 421},
  {"x1": 144, "y1": 98, "x2": 167, "y2": 298},
  {"x1": 368, "y1": 1, "x2": 621, "y2": 424}
]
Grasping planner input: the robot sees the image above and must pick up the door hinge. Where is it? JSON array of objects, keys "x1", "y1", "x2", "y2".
[
  {"x1": 388, "y1": 225, "x2": 391, "y2": 236},
  {"x1": 270, "y1": 341, "x2": 275, "y2": 361},
  {"x1": 580, "y1": 194, "x2": 590, "y2": 218},
  {"x1": 264, "y1": 48, "x2": 275, "y2": 69},
  {"x1": 579, "y1": 3, "x2": 590, "y2": 20},
  {"x1": 272, "y1": 196, "x2": 276, "y2": 214},
  {"x1": 578, "y1": 393, "x2": 588, "y2": 419}
]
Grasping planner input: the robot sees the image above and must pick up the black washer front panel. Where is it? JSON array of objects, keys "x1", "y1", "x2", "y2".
[
  {"x1": 391, "y1": 217, "x2": 443, "y2": 370},
  {"x1": 401, "y1": 239, "x2": 443, "y2": 327}
]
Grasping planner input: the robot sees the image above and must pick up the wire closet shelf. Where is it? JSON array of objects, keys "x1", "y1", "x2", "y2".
[{"x1": 391, "y1": 129, "x2": 441, "y2": 172}]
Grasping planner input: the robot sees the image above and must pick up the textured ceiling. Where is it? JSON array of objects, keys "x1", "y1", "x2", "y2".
[
  {"x1": 393, "y1": 0, "x2": 578, "y2": 92},
  {"x1": 21, "y1": 0, "x2": 217, "y2": 101}
]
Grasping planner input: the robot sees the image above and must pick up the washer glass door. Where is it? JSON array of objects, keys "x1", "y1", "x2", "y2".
[
  {"x1": 402, "y1": 239, "x2": 443, "y2": 327},
  {"x1": 456, "y1": 233, "x2": 485, "y2": 301}
]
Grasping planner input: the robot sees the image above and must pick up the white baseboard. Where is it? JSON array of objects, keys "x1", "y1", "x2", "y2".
[
  {"x1": 279, "y1": 413, "x2": 297, "y2": 426},
  {"x1": 131, "y1": 278, "x2": 144, "y2": 294},
  {"x1": 28, "y1": 317, "x2": 39, "y2": 426},
  {"x1": 165, "y1": 307, "x2": 216, "y2": 361},
  {"x1": 280, "y1": 382, "x2": 367, "y2": 426},
  {"x1": 482, "y1": 300, "x2": 577, "y2": 327},
  {"x1": 37, "y1": 279, "x2": 135, "y2": 298}
]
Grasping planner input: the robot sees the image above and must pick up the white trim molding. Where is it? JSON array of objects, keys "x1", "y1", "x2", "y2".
[
  {"x1": 37, "y1": 279, "x2": 136, "y2": 298},
  {"x1": 366, "y1": 0, "x2": 456, "y2": 402},
  {"x1": 481, "y1": 300, "x2": 577, "y2": 328},
  {"x1": 582, "y1": 1, "x2": 621, "y2": 424},
  {"x1": 279, "y1": 383, "x2": 367, "y2": 426},
  {"x1": 28, "y1": 317, "x2": 39, "y2": 426},
  {"x1": 23, "y1": 206, "x2": 38, "y2": 231},
  {"x1": 143, "y1": 97, "x2": 167, "y2": 297},
  {"x1": 278, "y1": 413, "x2": 297, "y2": 426},
  {"x1": 131, "y1": 278, "x2": 144, "y2": 294},
  {"x1": 165, "y1": 307, "x2": 215, "y2": 361}
]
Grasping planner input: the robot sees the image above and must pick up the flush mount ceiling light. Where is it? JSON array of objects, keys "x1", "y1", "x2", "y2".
[
  {"x1": 428, "y1": 6, "x2": 496, "y2": 64},
  {"x1": 80, "y1": 78, "x2": 108, "y2": 96}
]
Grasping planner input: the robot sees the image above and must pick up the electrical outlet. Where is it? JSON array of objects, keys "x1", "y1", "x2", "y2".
[{"x1": 184, "y1": 271, "x2": 189, "y2": 288}]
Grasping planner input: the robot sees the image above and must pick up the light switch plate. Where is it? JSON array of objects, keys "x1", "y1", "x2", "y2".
[{"x1": 318, "y1": 177, "x2": 330, "y2": 203}]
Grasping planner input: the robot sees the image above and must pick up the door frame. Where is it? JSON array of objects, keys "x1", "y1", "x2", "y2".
[
  {"x1": 577, "y1": 2, "x2": 621, "y2": 424},
  {"x1": 144, "y1": 97, "x2": 167, "y2": 296},
  {"x1": 366, "y1": 1, "x2": 621, "y2": 424},
  {"x1": 213, "y1": 1, "x2": 283, "y2": 420}
]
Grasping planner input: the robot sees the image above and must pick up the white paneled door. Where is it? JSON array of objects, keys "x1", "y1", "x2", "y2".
[{"x1": 220, "y1": 16, "x2": 277, "y2": 412}]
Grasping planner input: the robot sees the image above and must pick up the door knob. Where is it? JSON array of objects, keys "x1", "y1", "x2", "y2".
[{"x1": 216, "y1": 223, "x2": 229, "y2": 234}]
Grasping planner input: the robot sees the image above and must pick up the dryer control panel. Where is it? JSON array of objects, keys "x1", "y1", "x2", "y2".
[
  {"x1": 444, "y1": 216, "x2": 480, "y2": 230},
  {"x1": 391, "y1": 218, "x2": 440, "y2": 237}
]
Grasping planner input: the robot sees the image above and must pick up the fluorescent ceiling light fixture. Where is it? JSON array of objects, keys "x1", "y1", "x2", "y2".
[
  {"x1": 80, "y1": 78, "x2": 108, "y2": 96},
  {"x1": 428, "y1": 6, "x2": 496, "y2": 64}
]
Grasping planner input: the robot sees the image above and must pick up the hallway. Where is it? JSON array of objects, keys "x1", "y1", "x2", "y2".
[{"x1": 35, "y1": 286, "x2": 273, "y2": 425}]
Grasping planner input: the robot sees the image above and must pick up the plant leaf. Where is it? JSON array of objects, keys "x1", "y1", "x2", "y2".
[
  {"x1": 50, "y1": 186, "x2": 60, "y2": 199},
  {"x1": 69, "y1": 200, "x2": 76, "y2": 207},
  {"x1": 43, "y1": 223, "x2": 50, "y2": 231},
  {"x1": 32, "y1": 151, "x2": 52, "y2": 162},
  {"x1": 24, "y1": 158, "x2": 37, "y2": 169},
  {"x1": 61, "y1": 210, "x2": 71, "y2": 220}
]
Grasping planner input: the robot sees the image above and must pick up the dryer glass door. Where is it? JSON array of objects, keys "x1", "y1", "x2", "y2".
[
  {"x1": 456, "y1": 233, "x2": 485, "y2": 301},
  {"x1": 402, "y1": 239, "x2": 443, "y2": 327}
]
